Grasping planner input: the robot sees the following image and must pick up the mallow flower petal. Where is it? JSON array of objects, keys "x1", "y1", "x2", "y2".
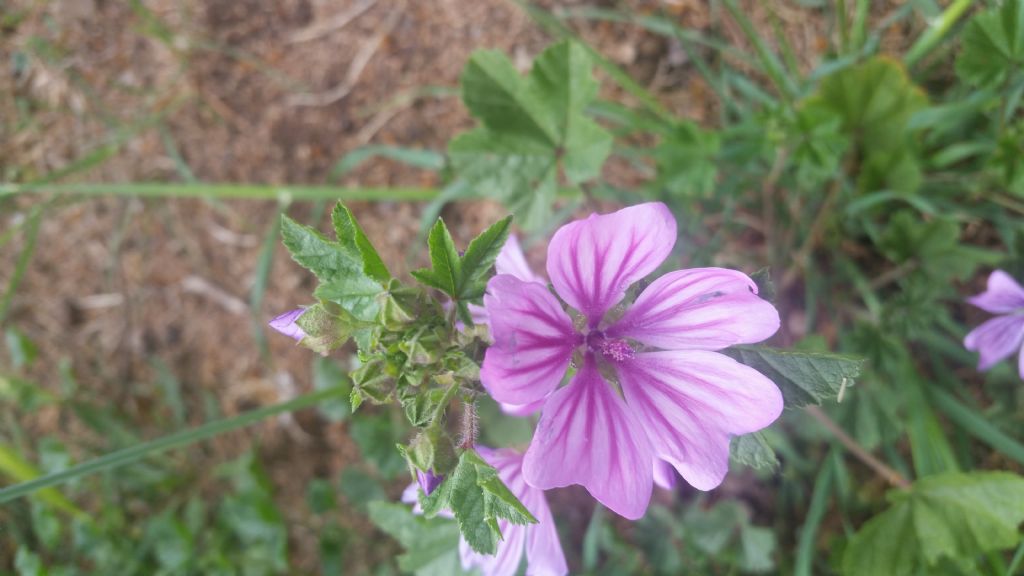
[
  {"x1": 481, "y1": 275, "x2": 578, "y2": 405},
  {"x1": 497, "y1": 234, "x2": 544, "y2": 284},
  {"x1": 500, "y1": 399, "x2": 546, "y2": 417},
  {"x1": 617, "y1": 351, "x2": 783, "y2": 491},
  {"x1": 523, "y1": 360, "x2": 654, "y2": 520},
  {"x1": 653, "y1": 460, "x2": 678, "y2": 490},
  {"x1": 607, "y1": 268, "x2": 779, "y2": 350},
  {"x1": 968, "y1": 270, "x2": 1024, "y2": 314},
  {"x1": 964, "y1": 315, "x2": 1024, "y2": 371},
  {"x1": 269, "y1": 308, "x2": 306, "y2": 341},
  {"x1": 522, "y1": 484, "x2": 569, "y2": 576},
  {"x1": 546, "y1": 202, "x2": 676, "y2": 326}
]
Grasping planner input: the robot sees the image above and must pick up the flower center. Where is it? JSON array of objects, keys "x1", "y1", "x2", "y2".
[{"x1": 585, "y1": 331, "x2": 635, "y2": 363}]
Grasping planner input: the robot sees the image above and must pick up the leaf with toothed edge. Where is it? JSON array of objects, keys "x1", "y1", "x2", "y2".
[
  {"x1": 723, "y1": 346, "x2": 864, "y2": 408},
  {"x1": 420, "y1": 450, "x2": 537, "y2": 555}
]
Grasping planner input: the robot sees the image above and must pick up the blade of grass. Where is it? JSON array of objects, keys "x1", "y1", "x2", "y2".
[
  {"x1": 328, "y1": 145, "x2": 444, "y2": 182},
  {"x1": 511, "y1": 0, "x2": 673, "y2": 121},
  {"x1": 0, "y1": 385, "x2": 347, "y2": 505},
  {"x1": 0, "y1": 444, "x2": 84, "y2": 516},
  {"x1": 0, "y1": 206, "x2": 42, "y2": 326},
  {"x1": 795, "y1": 447, "x2": 836, "y2": 576},
  {"x1": 560, "y1": 6, "x2": 756, "y2": 66},
  {"x1": 1008, "y1": 541, "x2": 1024, "y2": 576},
  {"x1": 903, "y1": 0, "x2": 975, "y2": 67},
  {"x1": 251, "y1": 203, "x2": 285, "y2": 360},
  {"x1": 850, "y1": 0, "x2": 870, "y2": 53},
  {"x1": 2, "y1": 182, "x2": 439, "y2": 202},
  {"x1": 721, "y1": 0, "x2": 798, "y2": 101},
  {"x1": 930, "y1": 387, "x2": 1024, "y2": 467}
]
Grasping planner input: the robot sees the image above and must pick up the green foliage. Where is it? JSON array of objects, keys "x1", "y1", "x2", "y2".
[
  {"x1": 449, "y1": 41, "x2": 612, "y2": 229},
  {"x1": 957, "y1": 0, "x2": 1024, "y2": 86},
  {"x1": 412, "y1": 215, "x2": 511, "y2": 324},
  {"x1": 730, "y1": 432, "x2": 779, "y2": 471},
  {"x1": 281, "y1": 214, "x2": 384, "y2": 324},
  {"x1": 843, "y1": 472, "x2": 1024, "y2": 576},
  {"x1": 421, "y1": 449, "x2": 537, "y2": 555},
  {"x1": 635, "y1": 499, "x2": 777, "y2": 574},
  {"x1": 806, "y1": 57, "x2": 927, "y2": 192},
  {"x1": 368, "y1": 501, "x2": 462, "y2": 575},
  {"x1": 725, "y1": 347, "x2": 864, "y2": 408},
  {"x1": 651, "y1": 121, "x2": 720, "y2": 198}
]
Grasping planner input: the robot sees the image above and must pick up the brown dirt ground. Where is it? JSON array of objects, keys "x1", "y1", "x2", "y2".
[{"x1": 0, "y1": 0, "x2": 924, "y2": 572}]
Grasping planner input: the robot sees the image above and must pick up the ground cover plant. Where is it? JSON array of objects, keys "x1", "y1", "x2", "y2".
[{"x1": 2, "y1": 0, "x2": 1024, "y2": 574}]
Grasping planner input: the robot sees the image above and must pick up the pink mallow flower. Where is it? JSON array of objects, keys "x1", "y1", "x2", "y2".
[
  {"x1": 269, "y1": 308, "x2": 306, "y2": 341},
  {"x1": 481, "y1": 202, "x2": 783, "y2": 519},
  {"x1": 964, "y1": 269, "x2": 1024, "y2": 379},
  {"x1": 402, "y1": 447, "x2": 567, "y2": 576},
  {"x1": 489, "y1": 231, "x2": 680, "y2": 490}
]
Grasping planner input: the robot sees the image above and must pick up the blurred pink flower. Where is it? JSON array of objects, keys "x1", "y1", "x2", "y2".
[{"x1": 965, "y1": 269, "x2": 1024, "y2": 378}]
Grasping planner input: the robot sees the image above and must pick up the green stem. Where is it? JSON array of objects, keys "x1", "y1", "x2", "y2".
[
  {"x1": 1, "y1": 182, "x2": 439, "y2": 202},
  {"x1": 0, "y1": 386, "x2": 346, "y2": 505}
]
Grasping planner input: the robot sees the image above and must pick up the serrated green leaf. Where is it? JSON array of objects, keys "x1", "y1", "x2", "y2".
[
  {"x1": 724, "y1": 346, "x2": 864, "y2": 408},
  {"x1": 414, "y1": 218, "x2": 461, "y2": 297},
  {"x1": 843, "y1": 472, "x2": 1024, "y2": 576},
  {"x1": 451, "y1": 41, "x2": 611, "y2": 229},
  {"x1": 331, "y1": 203, "x2": 391, "y2": 284},
  {"x1": 730, "y1": 432, "x2": 779, "y2": 471},
  {"x1": 421, "y1": 450, "x2": 537, "y2": 555},
  {"x1": 413, "y1": 216, "x2": 513, "y2": 307},
  {"x1": 460, "y1": 216, "x2": 512, "y2": 289},
  {"x1": 281, "y1": 215, "x2": 384, "y2": 321},
  {"x1": 368, "y1": 501, "x2": 461, "y2": 576},
  {"x1": 281, "y1": 215, "x2": 358, "y2": 280},
  {"x1": 957, "y1": 0, "x2": 1024, "y2": 86}
]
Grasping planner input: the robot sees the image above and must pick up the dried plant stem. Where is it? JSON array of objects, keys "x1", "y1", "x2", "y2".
[{"x1": 806, "y1": 405, "x2": 911, "y2": 490}]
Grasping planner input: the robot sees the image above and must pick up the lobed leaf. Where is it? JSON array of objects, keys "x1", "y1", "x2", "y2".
[
  {"x1": 450, "y1": 40, "x2": 611, "y2": 229},
  {"x1": 281, "y1": 214, "x2": 384, "y2": 322},
  {"x1": 956, "y1": 0, "x2": 1024, "y2": 86},
  {"x1": 843, "y1": 472, "x2": 1024, "y2": 576}
]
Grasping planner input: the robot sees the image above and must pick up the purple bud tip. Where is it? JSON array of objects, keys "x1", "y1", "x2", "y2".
[
  {"x1": 269, "y1": 308, "x2": 307, "y2": 341},
  {"x1": 416, "y1": 469, "x2": 444, "y2": 496}
]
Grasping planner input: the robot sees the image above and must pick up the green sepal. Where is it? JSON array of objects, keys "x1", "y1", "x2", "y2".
[
  {"x1": 294, "y1": 302, "x2": 357, "y2": 356},
  {"x1": 350, "y1": 359, "x2": 395, "y2": 405}
]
